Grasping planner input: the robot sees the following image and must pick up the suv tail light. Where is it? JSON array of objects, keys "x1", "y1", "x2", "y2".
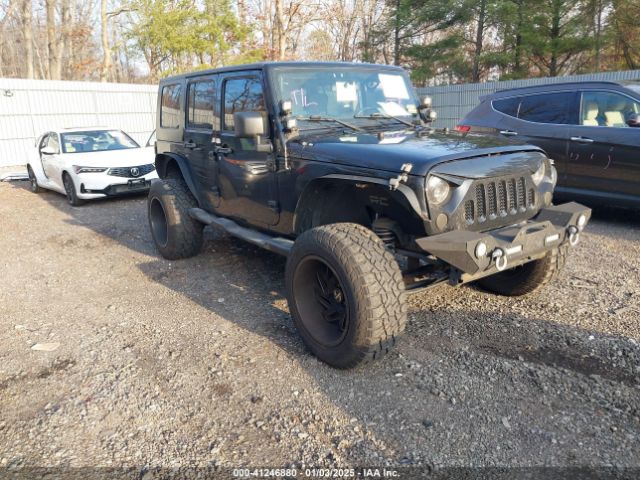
[{"x1": 456, "y1": 125, "x2": 471, "y2": 133}]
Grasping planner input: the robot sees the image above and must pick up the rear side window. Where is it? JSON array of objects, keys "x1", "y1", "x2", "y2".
[
  {"x1": 493, "y1": 97, "x2": 520, "y2": 117},
  {"x1": 223, "y1": 77, "x2": 265, "y2": 130},
  {"x1": 161, "y1": 84, "x2": 182, "y2": 128},
  {"x1": 187, "y1": 80, "x2": 215, "y2": 130},
  {"x1": 518, "y1": 93, "x2": 572, "y2": 124}
]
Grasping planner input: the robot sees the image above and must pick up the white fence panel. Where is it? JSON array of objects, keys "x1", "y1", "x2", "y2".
[{"x1": 0, "y1": 78, "x2": 157, "y2": 167}]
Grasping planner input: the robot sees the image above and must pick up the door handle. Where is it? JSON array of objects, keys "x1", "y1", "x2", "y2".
[
  {"x1": 570, "y1": 136, "x2": 594, "y2": 144},
  {"x1": 214, "y1": 146, "x2": 233, "y2": 155},
  {"x1": 184, "y1": 141, "x2": 197, "y2": 149},
  {"x1": 499, "y1": 130, "x2": 518, "y2": 136}
]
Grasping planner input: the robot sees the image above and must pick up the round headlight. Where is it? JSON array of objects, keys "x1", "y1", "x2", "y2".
[
  {"x1": 426, "y1": 176, "x2": 450, "y2": 205},
  {"x1": 532, "y1": 161, "x2": 546, "y2": 185},
  {"x1": 549, "y1": 164, "x2": 558, "y2": 186}
]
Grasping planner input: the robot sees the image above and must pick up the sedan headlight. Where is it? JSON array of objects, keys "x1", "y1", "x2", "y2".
[
  {"x1": 426, "y1": 176, "x2": 451, "y2": 205},
  {"x1": 73, "y1": 166, "x2": 107, "y2": 174},
  {"x1": 531, "y1": 161, "x2": 546, "y2": 185}
]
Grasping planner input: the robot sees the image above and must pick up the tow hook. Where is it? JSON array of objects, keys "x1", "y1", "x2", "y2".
[
  {"x1": 567, "y1": 225, "x2": 580, "y2": 246},
  {"x1": 492, "y1": 248, "x2": 508, "y2": 271}
]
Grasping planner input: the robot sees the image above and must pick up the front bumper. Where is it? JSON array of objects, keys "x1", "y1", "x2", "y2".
[
  {"x1": 75, "y1": 170, "x2": 158, "y2": 199},
  {"x1": 415, "y1": 202, "x2": 591, "y2": 284}
]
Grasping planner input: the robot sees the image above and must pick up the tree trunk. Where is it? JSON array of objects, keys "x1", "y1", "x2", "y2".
[
  {"x1": 22, "y1": 0, "x2": 34, "y2": 79},
  {"x1": 46, "y1": 0, "x2": 64, "y2": 80},
  {"x1": 549, "y1": 0, "x2": 561, "y2": 76},
  {"x1": 514, "y1": 0, "x2": 523, "y2": 77},
  {"x1": 471, "y1": 0, "x2": 486, "y2": 82},
  {"x1": 274, "y1": 0, "x2": 286, "y2": 60},
  {"x1": 100, "y1": 0, "x2": 111, "y2": 82},
  {"x1": 393, "y1": 0, "x2": 401, "y2": 65}
]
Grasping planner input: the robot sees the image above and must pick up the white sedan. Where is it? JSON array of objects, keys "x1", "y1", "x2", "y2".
[{"x1": 26, "y1": 127, "x2": 157, "y2": 206}]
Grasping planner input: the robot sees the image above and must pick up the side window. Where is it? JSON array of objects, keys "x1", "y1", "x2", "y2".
[
  {"x1": 223, "y1": 77, "x2": 265, "y2": 131},
  {"x1": 518, "y1": 93, "x2": 572, "y2": 124},
  {"x1": 580, "y1": 91, "x2": 640, "y2": 127},
  {"x1": 161, "y1": 84, "x2": 182, "y2": 128},
  {"x1": 187, "y1": 80, "x2": 215, "y2": 130},
  {"x1": 47, "y1": 133, "x2": 60, "y2": 153},
  {"x1": 492, "y1": 97, "x2": 520, "y2": 117}
]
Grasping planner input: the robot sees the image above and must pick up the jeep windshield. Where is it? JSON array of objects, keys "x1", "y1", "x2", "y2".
[{"x1": 269, "y1": 67, "x2": 420, "y2": 128}]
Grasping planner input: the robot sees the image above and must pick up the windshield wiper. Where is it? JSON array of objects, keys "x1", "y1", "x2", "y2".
[
  {"x1": 354, "y1": 112, "x2": 416, "y2": 128},
  {"x1": 296, "y1": 115, "x2": 364, "y2": 132}
]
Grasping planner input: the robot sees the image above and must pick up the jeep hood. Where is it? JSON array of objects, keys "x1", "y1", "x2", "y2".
[{"x1": 287, "y1": 130, "x2": 545, "y2": 177}]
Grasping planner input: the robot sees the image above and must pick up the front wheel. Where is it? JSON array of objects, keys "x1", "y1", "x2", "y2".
[
  {"x1": 27, "y1": 166, "x2": 40, "y2": 193},
  {"x1": 285, "y1": 223, "x2": 407, "y2": 368},
  {"x1": 62, "y1": 172, "x2": 84, "y2": 206},
  {"x1": 148, "y1": 178, "x2": 204, "y2": 260},
  {"x1": 477, "y1": 246, "x2": 567, "y2": 296}
]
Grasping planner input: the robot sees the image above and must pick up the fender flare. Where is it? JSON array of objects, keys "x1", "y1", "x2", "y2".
[
  {"x1": 318, "y1": 174, "x2": 427, "y2": 220},
  {"x1": 156, "y1": 152, "x2": 200, "y2": 203}
]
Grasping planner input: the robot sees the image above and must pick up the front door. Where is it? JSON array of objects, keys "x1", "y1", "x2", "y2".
[
  {"x1": 41, "y1": 132, "x2": 62, "y2": 188},
  {"x1": 568, "y1": 90, "x2": 640, "y2": 201},
  {"x1": 216, "y1": 71, "x2": 279, "y2": 226},
  {"x1": 184, "y1": 75, "x2": 220, "y2": 210}
]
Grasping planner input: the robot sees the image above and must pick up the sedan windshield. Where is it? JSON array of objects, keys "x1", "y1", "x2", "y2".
[
  {"x1": 270, "y1": 67, "x2": 419, "y2": 124},
  {"x1": 60, "y1": 130, "x2": 139, "y2": 153}
]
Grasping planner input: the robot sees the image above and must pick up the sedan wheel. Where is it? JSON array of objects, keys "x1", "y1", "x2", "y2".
[{"x1": 62, "y1": 173, "x2": 85, "y2": 206}]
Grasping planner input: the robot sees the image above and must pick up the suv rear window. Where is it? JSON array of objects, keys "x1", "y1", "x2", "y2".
[
  {"x1": 518, "y1": 93, "x2": 572, "y2": 124},
  {"x1": 492, "y1": 97, "x2": 520, "y2": 117},
  {"x1": 187, "y1": 80, "x2": 215, "y2": 130},
  {"x1": 161, "y1": 84, "x2": 182, "y2": 128}
]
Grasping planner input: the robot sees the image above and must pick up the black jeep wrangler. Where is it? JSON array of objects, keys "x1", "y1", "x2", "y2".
[{"x1": 149, "y1": 62, "x2": 591, "y2": 368}]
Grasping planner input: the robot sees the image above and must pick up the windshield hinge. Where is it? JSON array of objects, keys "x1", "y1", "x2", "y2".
[{"x1": 389, "y1": 163, "x2": 413, "y2": 191}]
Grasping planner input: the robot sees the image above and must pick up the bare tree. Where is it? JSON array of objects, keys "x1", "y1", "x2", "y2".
[
  {"x1": 22, "y1": 0, "x2": 35, "y2": 79},
  {"x1": 100, "y1": 0, "x2": 111, "y2": 81}
]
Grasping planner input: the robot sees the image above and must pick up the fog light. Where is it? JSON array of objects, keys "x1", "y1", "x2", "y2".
[
  {"x1": 577, "y1": 214, "x2": 587, "y2": 229},
  {"x1": 475, "y1": 241, "x2": 487, "y2": 258}
]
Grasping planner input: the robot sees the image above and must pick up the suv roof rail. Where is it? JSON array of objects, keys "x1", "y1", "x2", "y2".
[{"x1": 493, "y1": 80, "x2": 622, "y2": 96}]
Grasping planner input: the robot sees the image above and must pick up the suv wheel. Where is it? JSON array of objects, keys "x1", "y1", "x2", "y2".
[
  {"x1": 285, "y1": 223, "x2": 407, "y2": 368},
  {"x1": 148, "y1": 178, "x2": 204, "y2": 260},
  {"x1": 477, "y1": 246, "x2": 567, "y2": 296}
]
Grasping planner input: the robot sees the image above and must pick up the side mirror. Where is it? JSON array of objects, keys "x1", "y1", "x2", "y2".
[
  {"x1": 41, "y1": 146, "x2": 57, "y2": 155},
  {"x1": 234, "y1": 111, "x2": 266, "y2": 138},
  {"x1": 626, "y1": 113, "x2": 640, "y2": 128}
]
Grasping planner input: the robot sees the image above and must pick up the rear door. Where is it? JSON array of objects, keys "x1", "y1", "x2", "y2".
[
  {"x1": 41, "y1": 132, "x2": 62, "y2": 186},
  {"x1": 184, "y1": 75, "x2": 220, "y2": 210},
  {"x1": 215, "y1": 71, "x2": 279, "y2": 226},
  {"x1": 567, "y1": 90, "x2": 640, "y2": 200},
  {"x1": 502, "y1": 92, "x2": 578, "y2": 185}
]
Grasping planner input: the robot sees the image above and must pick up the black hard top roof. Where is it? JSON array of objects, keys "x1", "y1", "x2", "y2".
[
  {"x1": 159, "y1": 61, "x2": 406, "y2": 84},
  {"x1": 489, "y1": 80, "x2": 639, "y2": 99}
]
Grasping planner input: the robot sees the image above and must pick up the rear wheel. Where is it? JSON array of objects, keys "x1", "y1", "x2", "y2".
[
  {"x1": 27, "y1": 166, "x2": 40, "y2": 193},
  {"x1": 148, "y1": 178, "x2": 203, "y2": 260},
  {"x1": 477, "y1": 246, "x2": 567, "y2": 296},
  {"x1": 62, "y1": 172, "x2": 84, "y2": 206},
  {"x1": 285, "y1": 223, "x2": 407, "y2": 368}
]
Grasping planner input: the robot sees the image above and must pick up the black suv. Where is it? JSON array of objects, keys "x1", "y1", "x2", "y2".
[
  {"x1": 458, "y1": 81, "x2": 640, "y2": 208},
  {"x1": 148, "y1": 62, "x2": 590, "y2": 368}
]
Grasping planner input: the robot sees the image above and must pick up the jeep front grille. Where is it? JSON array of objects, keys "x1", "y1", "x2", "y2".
[
  {"x1": 108, "y1": 163, "x2": 155, "y2": 178},
  {"x1": 464, "y1": 175, "x2": 535, "y2": 225}
]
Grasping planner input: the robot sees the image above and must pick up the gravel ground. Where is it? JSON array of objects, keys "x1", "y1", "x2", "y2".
[{"x1": 0, "y1": 174, "x2": 639, "y2": 474}]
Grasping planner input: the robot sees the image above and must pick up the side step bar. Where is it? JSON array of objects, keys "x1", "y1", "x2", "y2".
[{"x1": 189, "y1": 208, "x2": 293, "y2": 256}]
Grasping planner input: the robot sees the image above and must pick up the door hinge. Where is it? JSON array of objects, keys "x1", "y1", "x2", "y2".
[{"x1": 266, "y1": 157, "x2": 277, "y2": 172}]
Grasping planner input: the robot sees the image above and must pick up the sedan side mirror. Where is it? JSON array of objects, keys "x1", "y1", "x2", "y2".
[
  {"x1": 626, "y1": 113, "x2": 640, "y2": 128},
  {"x1": 41, "y1": 146, "x2": 57, "y2": 155},
  {"x1": 234, "y1": 111, "x2": 266, "y2": 138}
]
